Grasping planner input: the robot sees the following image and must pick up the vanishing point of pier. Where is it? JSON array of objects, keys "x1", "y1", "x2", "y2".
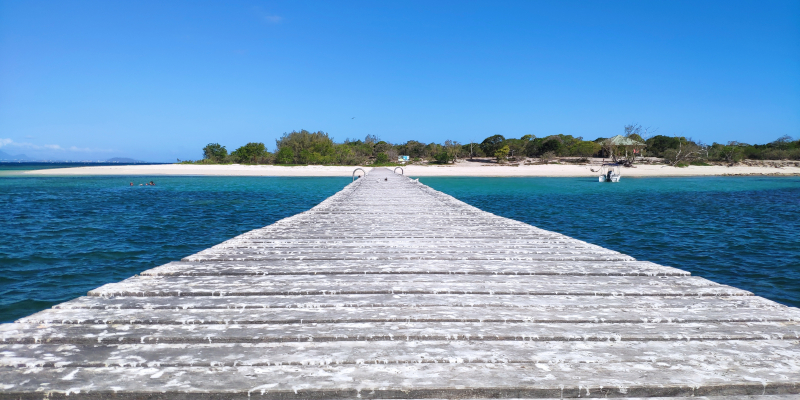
[{"x1": 1, "y1": 168, "x2": 799, "y2": 398}]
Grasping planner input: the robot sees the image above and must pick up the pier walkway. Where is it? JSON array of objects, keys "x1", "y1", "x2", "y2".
[{"x1": 2, "y1": 168, "x2": 799, "y2": 398}]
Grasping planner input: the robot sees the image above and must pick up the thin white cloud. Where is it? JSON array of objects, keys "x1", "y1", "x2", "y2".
[
  {"x1": 0, "y1": 138, "x2": 113, "y2": 153},
  {"x1": 252, "y1": 6, "x2": 283, "y2": 24},
  {"x1": 263, "y1": 15, "x2": 282, "y2": 23}
]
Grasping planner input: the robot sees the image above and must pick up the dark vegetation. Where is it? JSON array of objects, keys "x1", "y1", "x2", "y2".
[{"x1": 187, "y1": 127, "x2": 800, "y2": 166}]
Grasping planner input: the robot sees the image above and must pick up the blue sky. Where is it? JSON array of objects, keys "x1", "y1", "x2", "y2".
[{"x1": 1, "y1": 0, "x2": 798, "y2": 162}]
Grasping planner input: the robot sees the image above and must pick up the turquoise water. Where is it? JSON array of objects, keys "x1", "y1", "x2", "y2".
[
  {"x1": 421, "y1": 176, "x2": 800, "y2": 308},
  {"x1": 1, "y1": 174, "x2": 798, "y2": 323},
  {"x1": 0, "y1": 176, "x2": 349, "y2": 322},
  {"x1": 0, "y1": 162, "x2": 166, "y2": 173}
]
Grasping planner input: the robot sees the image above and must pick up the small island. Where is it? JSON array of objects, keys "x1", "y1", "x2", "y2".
[{"x1": 19, "y1": 128, "x2": 800, "y2": 177}]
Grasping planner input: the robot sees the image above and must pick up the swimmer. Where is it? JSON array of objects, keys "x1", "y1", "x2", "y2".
[{"x1": 130, "y1": 182, "x2": 133, "y2": 186}]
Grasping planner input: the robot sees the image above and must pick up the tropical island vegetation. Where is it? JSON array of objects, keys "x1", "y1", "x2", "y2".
[{"x1": 186, "y1": 126, "x2": 800, "y2": 167}]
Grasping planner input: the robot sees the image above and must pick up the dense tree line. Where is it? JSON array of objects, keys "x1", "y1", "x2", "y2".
[
  {"x1": 192, "y1": 128, "x2": 800, "y2": 166},
  {"x1": 638, "y1": 134, "x2": 800, "y2": 165}
]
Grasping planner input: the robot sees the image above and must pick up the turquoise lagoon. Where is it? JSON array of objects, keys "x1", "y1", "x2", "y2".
[{"x1": 1, "y1": 172, "x2": 798, "y2": 322}]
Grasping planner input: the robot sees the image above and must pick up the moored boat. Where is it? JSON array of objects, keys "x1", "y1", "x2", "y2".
[{"x1": 598, "y1": 163, "x2": 621, "y2": 182}]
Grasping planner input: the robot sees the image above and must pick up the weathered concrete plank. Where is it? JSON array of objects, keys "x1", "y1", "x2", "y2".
[
  {"x1": 19, "y1": 305, "x2": 800, "y2": 325},
  {"x1": 84, "y1": 274, "x2": 744, "y2": 298},
  {"x1": 185, "y1": 254, "x2": 637, "y2": 262},
  {"x1": 3, "y1": 321, "x2": 799, "y2": 344},
  {"x1": 3, "y1": 340, "x2": 799, "y2": 367},
  {"x1": 140, "y1": 260, "x2": 691, "y2": 276},
  {"x1": 102, "y1": 274, "x2": 718, "y2": 287},
  {"x1": 1, "y1": 168, "x2": 798, "y2": 398},
  {"x1": 1, "y1": 363, "x2": 799, "y2": 398},
  {"x1": 50, "y1": 293, "x2": 780, "y2": 310}
]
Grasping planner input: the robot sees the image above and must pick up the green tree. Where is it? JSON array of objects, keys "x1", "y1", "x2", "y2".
[
  {"x1": 373, "y1": 141, "x2": 392, "y2": 155},
  {"x1": 571, "y1": 141, "x2": 601, "y2": 157},
  {"x1": 298, "y1": 149, "x2": 316, "y2": 164},
  {"x1": 525, "y1": 138, "x2": 545, "y2": 157},
  {"x1": 462, "y1": 142, "x2": 483, "y2": 159},
  {"x1": 539, "y1": 137, "x2": 563, "y2": 155},
  {"x1": 444, "y1": 140, "x2": 461, "y2": 162},
  {"x1": 341, "y1": 139, "x2": 372, "y2": 163},
  {"x1": 505, "y1": 136, "x2": 531, "y2": 159},
  {"x1": 276, "y1": 130, "x2": 335, "y2": 163},
  {"x1": 714, "y1": 141, "x2": 743, "y2": 165},
  {"x1": 433, "y1": 151, "x2": 452, "y2": 164},
  {"x1": 274, "y1": 147, "x2": 294, "y2": 164},
  {"x1": 231, "y1": 142, "x2": 267, "y2": 164},
  {"x1": 333, "y1": 145, "x2": 365, "y2": 165},
  {"x1": 660, "y1": 137, "x2": 705, "y2": 166},
  {"x1": 480, "y1": 135, "x2": 505, "y2": 157},
  {"x1": 424, "y1": 142, "x2": 442, "y2": 158},
  {"x1": 494, "y1": 145, "x2": 510, "y2": 162},
  {"x1": 397, "y1": 140, "x2": 425, "y2": 159},
  {"x1": 374, "y1": 153, "x2": 389, "y2": 164},
  {"x1": 645, "y1": 135, "x2": 681, "y2": 157},
  {"x1": 202, "y1": 143, "x2": 228, "y2": 163}
]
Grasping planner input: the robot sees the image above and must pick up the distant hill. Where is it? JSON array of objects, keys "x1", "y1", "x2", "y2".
[
  {"x1": 106, "y1": 157, "x2": 146, "y2": 163},
  {"x1": 0, "y1": 149, "x2": 30, "y2": 160}
]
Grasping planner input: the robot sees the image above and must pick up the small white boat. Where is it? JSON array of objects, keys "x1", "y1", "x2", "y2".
[{"x1": 598, "y1": 163, "x2": 621, "y2": 182}]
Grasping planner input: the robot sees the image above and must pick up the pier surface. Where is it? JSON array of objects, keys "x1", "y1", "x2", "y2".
[{"x1": 2, "y1": 168, "x2": 799, "y2": 399}]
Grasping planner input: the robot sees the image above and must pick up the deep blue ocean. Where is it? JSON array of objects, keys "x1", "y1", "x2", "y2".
[{"x1": 1, "y1": 170, "x2": 799, "y2": 323}]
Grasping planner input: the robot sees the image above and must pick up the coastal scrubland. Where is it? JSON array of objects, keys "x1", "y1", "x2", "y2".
[
  {"x1": 13, "y1": 127, "x2": 800, "y2": 177},
  {"x1": 190, "y1": 126, "x2": 800, "y2": 168}
]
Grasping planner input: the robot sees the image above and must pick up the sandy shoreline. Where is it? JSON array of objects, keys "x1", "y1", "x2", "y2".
[{"x1": 9, "y1": 162, "x2": 800, "y2": 177}]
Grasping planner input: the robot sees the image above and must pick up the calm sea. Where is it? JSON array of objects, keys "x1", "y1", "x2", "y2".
[
  {"x1": 422, "y1": 176, "x2": 800, "y2": 309},
  {"x1": 1, "y1": 170, "x2": 798, "y2": 322},
  {"x1": 0, "y1": 174, "x2": 349, "y2": 322},
  {"x1": 0, "y1": 162, "x2": 167, "y2": 173}
]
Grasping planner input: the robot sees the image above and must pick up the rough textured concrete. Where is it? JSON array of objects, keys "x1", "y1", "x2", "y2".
[{"x1": 1, "y1": 168, "x2": 799, "y2": 398}]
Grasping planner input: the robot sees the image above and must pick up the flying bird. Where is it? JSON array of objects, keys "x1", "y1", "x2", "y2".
[{"x1": 352, "y1": 117, "x2": 355, "y2": 119}]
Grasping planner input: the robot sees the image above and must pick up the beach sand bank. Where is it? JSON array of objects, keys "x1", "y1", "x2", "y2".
[{"x1": 13, "y1": 162, "x2": 800, "y2": 177}]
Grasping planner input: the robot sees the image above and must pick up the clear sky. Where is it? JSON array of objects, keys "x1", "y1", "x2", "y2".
[{"x1": 1, "y1": 0, "x2": 798, "y2": 162}]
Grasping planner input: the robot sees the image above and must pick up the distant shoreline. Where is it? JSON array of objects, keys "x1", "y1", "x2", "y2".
[{"x1": 9, "y1": 162, "x2": 800, "y2": 178}]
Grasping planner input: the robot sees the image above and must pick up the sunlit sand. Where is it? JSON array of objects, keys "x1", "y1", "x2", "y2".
[{"x1": 17, "y1": 161, "x2": 800, "y2": 177}]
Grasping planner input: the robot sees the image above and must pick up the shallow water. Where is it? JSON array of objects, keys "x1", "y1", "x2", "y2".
[
  {"x1": 0, "y1": 176, "x2": 348, "y2": 322},
  {"x1": 0, "y1": 162, "x2": 166, "y2": 173},
  {"x1": 422, "y1": 176, "x2": 800, "y2": 308},
  {"x1": 1, "y1": 175, "x2": 798, "y2": 323}
]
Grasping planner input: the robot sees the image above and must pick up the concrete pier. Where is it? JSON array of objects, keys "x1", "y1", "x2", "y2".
[{"x1": 2, "y1": 168, "x2": 799, "y2": 398}]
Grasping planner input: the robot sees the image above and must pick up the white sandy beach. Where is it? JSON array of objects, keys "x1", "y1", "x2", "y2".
[{"x1": 13, "y1": 161, "x2": 800, "y2": 177}]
